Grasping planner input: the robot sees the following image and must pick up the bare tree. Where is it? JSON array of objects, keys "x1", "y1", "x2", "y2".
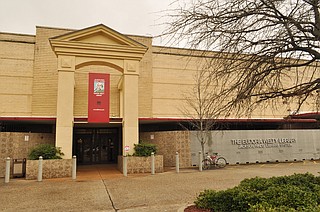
[
  {"x1": 165, "y1": 0, "x2": 320, "y2": 114},
  {"x1": 181, "y1": 62, "x2": 226, "y2": 158}
]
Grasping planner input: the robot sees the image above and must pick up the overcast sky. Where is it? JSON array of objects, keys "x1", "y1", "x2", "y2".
[{"x1": 0, "y1": 0, "x2": 177, "y2": 45}]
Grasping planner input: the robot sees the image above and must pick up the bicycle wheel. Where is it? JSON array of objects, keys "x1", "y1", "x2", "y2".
[
  {"x1": 202, "y1": 159, "x2": 211, "y2": 170},
  {"x1": 215, "y1": 157, "x2": 227, "y2": 168}
]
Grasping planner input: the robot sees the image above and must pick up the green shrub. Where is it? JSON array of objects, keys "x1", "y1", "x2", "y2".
[
  {"x1": 28, "y1": 144, "x2": 64, "y2": 160},
  {"x1": 196, "y1": 188, "x2": 247, "y2": 211},
  {"x1": 133, "y1": 142, "x2": 157, "y2": 157},
  {"x1": 195, "y1": 173, "x2": 320, "y2": 212}
]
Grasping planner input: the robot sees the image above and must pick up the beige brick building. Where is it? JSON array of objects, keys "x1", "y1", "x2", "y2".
[{"x1": 1, "y1": 24, "x2": 319, "y2": 170}]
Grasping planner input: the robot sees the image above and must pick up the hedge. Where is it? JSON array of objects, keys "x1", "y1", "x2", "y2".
[
  {"x1": 195, "y1": 173, "x2": 320, "y2": 211},
  {"x1": 133, "y1": 143, "x2": 157, "y2": 157}
]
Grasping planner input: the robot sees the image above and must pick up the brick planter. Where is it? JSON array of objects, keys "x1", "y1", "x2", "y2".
[
  {"x1": 26, "y1": 159, "x2": 72, "y2": 180},
  {"x1": 117, "y1": 155, "x2": 163, "y2": 174}
]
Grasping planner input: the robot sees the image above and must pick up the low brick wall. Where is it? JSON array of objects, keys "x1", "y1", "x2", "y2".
[
  {"x1": 26, "y1": 159, "x2": 72, "y2": 180},
  {"x1": 117, "y1": 155, "x2": 163, "y2": 174}
]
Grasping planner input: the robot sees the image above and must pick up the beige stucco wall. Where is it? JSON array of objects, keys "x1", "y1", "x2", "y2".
[
  {"x1": 6, "y1": 26, "x2": 154, "y2": 119},
  {"x1": 1, "y1": 26, "x2": 319, "y2": 120},
  {"x1": 152, "y1": 47, "x2": 197, "y2": 118},
  {"x1": 32, "y1": 27, "x2": 73, "y2": 116},
  {"x1": 0, "y1": 33, "x2": 35, "y2": 116},
  {"x1": 129, "y1": 35, "x2": 153, "y2": 118},
  {"x1": 151, "y1": 46, "x2": 320, "y2": 119},
  {"x1": 30, "y1": 27, "x2": 131, "y2": 118},
  {"x1": 72, "y1": 34, "x2": 153, "y2": 118}
]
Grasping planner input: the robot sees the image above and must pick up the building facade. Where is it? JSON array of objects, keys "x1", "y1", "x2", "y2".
[{"x1": 1, "y1": 24, "x2": 319, "y2": 174}]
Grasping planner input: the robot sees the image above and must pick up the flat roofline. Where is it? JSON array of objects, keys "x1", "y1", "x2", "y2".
[
  {"x1": 290, "y1": 112, "x2": 320, "y2": 119},
  {"x1": 139, "y1": 117, "x2": 318, "y2": 123},
  {"x1": 37, "y1": 25, "x2": 153, "y2": 39},
  {"x1": 0, "y1": 31, "x2": 35, "y2": 37},
  {"x1": 74, "y1": 117, "x2": 122, "y2": 123},
  {"x1": 0, "y1": 116, "x2": 123, "y2": 123},
  {"x1": 0, "y1": 116, "x2": 56, "y2": 121},
  {"x1": 0, "y1": 116, "x2": 317, "y2": 124}
]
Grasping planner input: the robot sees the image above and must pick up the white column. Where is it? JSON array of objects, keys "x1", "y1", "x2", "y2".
[
  {"x1": 55, "y1": 56, "x2": 75, "y2": 159},
  {"x1": 122, "y1": 60, "x2": 139, "y2": 155}
]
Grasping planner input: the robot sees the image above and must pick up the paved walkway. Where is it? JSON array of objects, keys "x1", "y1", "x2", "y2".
[{"x1": 1, "y1": 161, "x2": 320, "y2": 211}]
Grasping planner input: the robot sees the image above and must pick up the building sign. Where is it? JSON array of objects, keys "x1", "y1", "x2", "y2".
[
  {"x1": 88, "y1": 73, "x2": 110, "y2": 123},
  {"x1": 231, "y1": 138, "x2": 297, "y2": 149}
]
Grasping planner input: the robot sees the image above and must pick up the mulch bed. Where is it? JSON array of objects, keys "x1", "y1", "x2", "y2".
[{"x1": 184, "y1": 205, "x2": 211, "y2": 212}]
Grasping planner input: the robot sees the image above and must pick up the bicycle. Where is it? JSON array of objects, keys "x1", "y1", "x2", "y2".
[{"x1": 202, "y1": 152, "x2": 227, "y2": 169}]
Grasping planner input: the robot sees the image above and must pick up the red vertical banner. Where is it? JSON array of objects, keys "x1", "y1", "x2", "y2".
[{"x1": 88, "y1": 73, "x2": 110, "y2": 123}]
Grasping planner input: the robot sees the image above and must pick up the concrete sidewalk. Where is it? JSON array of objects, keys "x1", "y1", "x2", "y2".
[{"x1": 1, "y1": 161, "x2": 320, "y2": 212}]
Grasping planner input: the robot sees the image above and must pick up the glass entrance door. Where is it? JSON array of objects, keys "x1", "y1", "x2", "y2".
[{"x1": 74, "y1": 128, "x2": 119, "y2": 164}]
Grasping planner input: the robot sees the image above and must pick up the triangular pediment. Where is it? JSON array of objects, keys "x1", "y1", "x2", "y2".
[{"x1": 51, "y1": 24, "x2": 146, "y2": 48}]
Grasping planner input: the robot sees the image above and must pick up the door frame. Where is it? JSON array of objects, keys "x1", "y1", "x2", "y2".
[{"x1": 73, "y1": 127, "x2": 121, "y2": 164}]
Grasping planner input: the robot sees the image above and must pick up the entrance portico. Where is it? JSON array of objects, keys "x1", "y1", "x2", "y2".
[{"x1": 50, "y1": 24, "x2": 147, "y2": 158}]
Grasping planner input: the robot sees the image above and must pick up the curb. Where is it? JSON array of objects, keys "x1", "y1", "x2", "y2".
[{"x1": 177, "y1": 204, "x2": 193, "y2": 212}]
